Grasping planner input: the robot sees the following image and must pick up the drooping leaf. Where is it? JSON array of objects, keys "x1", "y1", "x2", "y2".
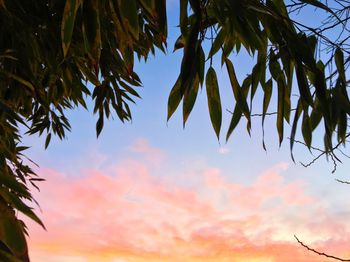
[
  {"x1": 290, "y1": 100, "x2": 303, "y2": 161},
  {"x1": 335, "y1": 48, "x2": 346, "y2": 85},
  {"x1": 226, "y1": 105, "x2": 242, "y2": 142},
  {"x1": 117, "y1": 0, "x2": 140, "y2": 40},
  {"x1": 205, "y1": 67, "x2": 222, "y2": 139},
  {"x1": 82, "y1": 0, "x2": 101, "y2": 63},
  {"x1": 0, "y1": 204, "x2": 28, "y2": 260},
  {"x1": 183, "y1": 75, "x2": 200, "y2": 126},
  {"x1": 167, "y1": 76, "x2": 183, "y2": 121},
  {"x1": 301, "y1": 110, "x2": 312, "y2": 148},
  {"x1": 61, "y1": 0, "x2": 82, "y2": 57},
  {"x1": 225, "y1": 59, "x2": 250, "y2": 120}
]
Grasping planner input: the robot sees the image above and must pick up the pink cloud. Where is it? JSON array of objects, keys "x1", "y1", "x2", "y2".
[
  {"x1": 24, "y1": 143, "x2": 350, "y2": 261},
  {"x1": 127, "y1": 138, "x2": 166, "y2": 168}
]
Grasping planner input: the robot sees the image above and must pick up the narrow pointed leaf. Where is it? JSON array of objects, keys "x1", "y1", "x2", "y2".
[{"x1": 206, "y1": 67, "x2": 222, "y2": 139}]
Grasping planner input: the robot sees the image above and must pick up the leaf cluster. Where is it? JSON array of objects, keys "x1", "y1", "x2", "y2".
[{"x1": 0, "y1": 0, "x2": 166, "y2": 260}]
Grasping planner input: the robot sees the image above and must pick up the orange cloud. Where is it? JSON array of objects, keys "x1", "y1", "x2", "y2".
[{"x1": 24, "y1": 143, "x2": 350, "y2": 261}]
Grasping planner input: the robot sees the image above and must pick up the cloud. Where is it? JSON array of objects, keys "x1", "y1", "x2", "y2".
[
  {"x1": 127, "y1": 138, "x2": 166, "y2": 168},
  {"x1": 218, "y1": 147, "x2": 230, "y2": 155},
  {"x1": 25, "y1": 141, "x2": 350, "y2": 261}
]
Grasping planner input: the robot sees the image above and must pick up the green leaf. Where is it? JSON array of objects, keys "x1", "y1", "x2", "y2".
[
  {"x1": 335, "y1": 48, "x2": 346, "y2": 85},
  {"x1": 45, "y1": 133, "x2": 52, "y2": 149},
  {"x1": 208, "y1": 29, "x2": 225, "y2": 58},
  {"x1": 0, "y1": 189, "x2": 45, "y2": 229},
  {"x1": 117, "y1": 0, "x2": 140, "y2": 40},
  {"x1": 277, "y1": 79, "x2": 285, "y2": 146},
  {"x1": 0, "y1": 71, "x2": 34, "y2": 92},
  {"x1": 179, "y1": 0, "x2": 188, "y2": 34},
  {"x1": 82, "y1": 0, "x2": 101, "y2": 63},
  {"x1": 226, "y1": 105, "x2": 242, "y2": 142},
  {"x1": 183, "y1": 75, "x2": 199, "y2": 126},
  {"x1": 337, "y1": 110, "x2": 347, "y2": 144},
  {"x1": 155, "y1": 0, "x2": 167, "y2": 40},
  {"x1": 302, "y1": 110, "x2": 312, "y2": 148},
  {"x1": 167, "y1": 76, "x2": 183, "y2": 121},
  {"x1": 96, "y1": 111, "x2": 104, "y2": 137},
  {"x1": 205, "y1": 67, "x2": 222, "y2": 139},
  {"x1": 61, "y1": 0, "x2": 82, "y2": 57},
  {"x1": 295, "y1": 61, "x2": 313, "y2": 107},
  {"x1": 0, "y1": 174, "x2": 29, "y2": 198},
  {"x1": 225, "y1": 59, "x2": 250, "y2": 120},
  {"x1": 262, "y1": 79, "x2": 272, "y2": 150},
  {"x1": 139, "y1": 0, "x2": 156, "y2": 17},
  {"x1": 290, "y1": 100, "x2": 303, "y2": 161},
  {"x1": 0, "y1": 204, "x2": 28, "y2": 260}
]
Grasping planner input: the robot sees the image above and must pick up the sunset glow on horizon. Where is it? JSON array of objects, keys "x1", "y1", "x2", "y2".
[{"x1": 24, "y1": 138, "x2": 350, "y2": 261}]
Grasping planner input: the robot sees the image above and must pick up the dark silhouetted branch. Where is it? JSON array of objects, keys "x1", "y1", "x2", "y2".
[{"x1": 294, "y1": 235, "x2": 350, "y2": 261}]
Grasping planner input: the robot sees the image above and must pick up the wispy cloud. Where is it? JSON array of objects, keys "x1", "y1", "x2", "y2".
[
  {"x1": 218, "y1": 147, "x2": 230, "y2": 155},
  {"x1": 26, "y1": 140, "x2": 350, "y2": 261}
]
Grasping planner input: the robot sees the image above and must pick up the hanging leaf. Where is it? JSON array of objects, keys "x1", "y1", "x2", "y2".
[
  {"x1": 45, "y1": 133, "x2": 52, "y2": 149},
  {"x1": 290, "y1": 100, "x2": 303, "y2": 161},
  {"x1": 301, "y1": 110, "x2": 312, "y2": 148},
  {"x1": 226, "y1": 105, "x2": 242, "y2": 142},
  {"x1": 335, "y1": 48, "x2": 346, "y2": 85},
  {"x1": 0, "y1": 204, "x2": 28, "y2": 260},
  {"x1": 276, "y1": 79, "x2": 285, "y2": 146},
  {"x1": 225, "y1": 59, "x2": 250, "y2": 120},
  {"x1": 167, "y1": 76, "x2": 183, "y2": 121},
  {"x1": 183, "y1": 75, "x2": 200, "y2": 126},
  {"x1": 61, "y1": 0, "x2": 82, "y2": 57},
  {"x1": 262, "y1": 79, "x2": 272, "y2": 150},
  {"x1": 117, "y1": 0, "x2": 140, "y2": 40},
  {"x1": 205, "y1": 67, "x2": 222, "y2": 139},
  {"x1": 96, "y1": 111, "x2": 104, "y2": 137},
  {"x1": 82, "y1": 0, "x2": 101, "y2": 63}
]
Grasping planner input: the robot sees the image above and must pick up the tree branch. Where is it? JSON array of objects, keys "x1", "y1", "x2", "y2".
[{"x1": 294, "y1": 235, "x2": 350, "y2": 261}]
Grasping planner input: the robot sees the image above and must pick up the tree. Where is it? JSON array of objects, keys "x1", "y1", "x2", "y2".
[{"x1": 0, "y1": 0, "x2": 349, "y2": 261}]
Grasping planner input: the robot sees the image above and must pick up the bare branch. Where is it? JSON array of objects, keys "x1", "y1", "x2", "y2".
[{"x1": 294, "y1": 235, "x2": 350, "y2": 261}]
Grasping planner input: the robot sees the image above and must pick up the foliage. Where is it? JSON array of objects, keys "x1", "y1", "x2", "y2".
[{"x1": 0, "y1": 0, "x2": 349, "y2": 261}]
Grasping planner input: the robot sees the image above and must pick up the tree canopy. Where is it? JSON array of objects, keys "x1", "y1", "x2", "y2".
[{"x1": 0, "y1": 0, "x2": 349, "y2": 261}]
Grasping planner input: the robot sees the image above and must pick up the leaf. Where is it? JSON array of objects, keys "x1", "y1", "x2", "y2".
[
  {"x1": 335, "y1": 48, "x2": 346, "y2": 85},
  {"x1": 179, "y1": 0, "x2": 188, "y2": 34},
  {"x1": 82, "y1": 0, "x2": 101, "y2": 63},
  {"x1": 205, "y1": 67, "x2": 222, "y2": 139},
  {"x1": 0, "y1": 174, "x2": 29, "y2": 198},
  {"x1": 167, "y1": 76, "x2": 183, "y2": 121},
  {"x1": 301, "y1": 0, "x2": 341, "y2": 22},
  {"x1": 0, "y1": 71, "x2": 34, "y2": 92},
  {"x1": 96, "y1": 111, "x2": 104, "y2": 137},
  {"x1": 277, "y1": 79, "x2": 285, "y2": 146},
  {"x1": 225, "y1": 59, "x2": 250, "y2": 120},
  {"x1": 183, "y1": 75, "x2": 199, "y2": 126},
  {"x1": 290, "y1": 100, "x2": 303, "y2": 161},
  {"x1": 0, "y1": 204, "x2": 28, "y2": 260},
  {"x1": 295, "y1": 61, "x2": 313, "y2": 107},
  {"x1": 0, "y1": 189, "x2": 45, "y2": 229},
  {"x1": 262, "y1": 79, "x2": 272, "y2": 150},
  {"x1": 302, "y1": 110, "x2": 312, "y2": 148},
  {"x1": 117, "y1": 0, "x2": 139, "y2": 40},
  {"x1": 45, "y1": 133, "x2": 52, "y2": 149},
  {"x1": 61, "y1": 0, "x2": 82, "y2": 57},
  {"x1": 226, "y1": 106, "x2": 242, "y2": 142},
  {"x1": 155, "y1": 0, "x2": 167, "y2": 40},
  {"x1": 208, "y1": 29, "x2": 224, "y2": 58},
  {"x1": 337, "y1": 110, "x2": 347, "y2": 144},
  {"x1": 139, "y1": 0, "x2": 155, "y2": 17}
]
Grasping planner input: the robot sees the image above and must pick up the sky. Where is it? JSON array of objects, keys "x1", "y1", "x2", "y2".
[{"x1": 21, "y1": 2, "x2": 350, "y2": 262}]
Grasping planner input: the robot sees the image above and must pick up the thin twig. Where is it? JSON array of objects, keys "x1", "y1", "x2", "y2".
[{"x1": 294, "y1": 235, "x2": 350, "y2": 261}]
